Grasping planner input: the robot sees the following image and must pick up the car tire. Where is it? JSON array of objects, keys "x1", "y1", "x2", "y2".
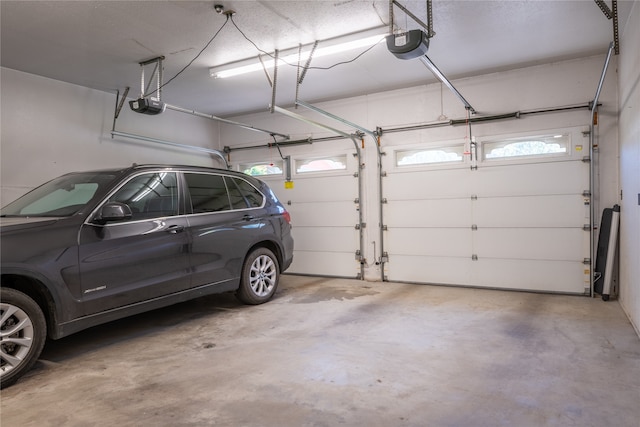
[
  {"x1": 0, "y1": 288, "x2": 47, "y2": 389},
  {"x1": 236, "y1": 247, "x2": 280, "y2": 305}
]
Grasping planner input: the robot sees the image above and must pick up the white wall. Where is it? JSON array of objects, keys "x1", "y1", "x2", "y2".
[
  {"x1": 0, "y1": 67, "x2": 223, "y2": 205},
  {"x1": 618, "y1": 1, "x2": 640, "y2": 335},
  {"x1": 221, "y1": 54, "x2": 619, "y2": 283}
]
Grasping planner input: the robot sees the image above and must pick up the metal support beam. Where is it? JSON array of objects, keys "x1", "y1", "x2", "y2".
[
  {"x1": 111, "y1": 130, "x2": 229, "y2": 169},
  {"x1": 164, "y1": 104, "x2": 289, "y2": 139},
  {"x1": 419, "y1": 55, "x2": 476, "y2": 114},
  {"x1": 272, "y1": 106, "x2": 352, "y2": 139}
]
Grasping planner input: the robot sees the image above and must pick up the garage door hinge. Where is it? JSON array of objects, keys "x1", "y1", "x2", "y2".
[
  {"x1": 354, "y1": 198, "x2": 360, "y2": 204},
  {"x1": 355, "y1": 250, "x2": 364, "y2": 262},
  {"x1": 381, "y1": 198, "x2": 388, "y2": 204},
  {"x1": 355, "y1": 223, "x2": 366, "y2": 230},
  {"x1": 382, "y1": 225, "x2": 388, "y2": 231},
  {"x1": 583, "y1": 258, "x2": 591, "y2": 265},
  {"x1": 582, "y1": 190, "x2": 591, "y2": 197},
  {"x1": 472, "y1": 254, "x2": 478, "y2": 261},
  {"x1": 471, "y1": 224, "x2": 478, "y2": 230},
  {"x1": 353, "y1": 172, "x2": 359, "y2": 178},
  {"x1": 381, "y1": 252, "x2": 389, "y2": 262},
  {"x1": 582, "y1": 156, "x2": 591, "y2": 163},
  {"x1": 471, "y1": 195, "x2": 478, "y2": 200},
  {"x1": 583, "y1": 224, "x2": 591, "y2": 231}
]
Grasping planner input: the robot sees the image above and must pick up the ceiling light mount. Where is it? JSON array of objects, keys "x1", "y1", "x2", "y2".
[{"x1": 214, "y1": 4, "x2": 235, "y2": 16}]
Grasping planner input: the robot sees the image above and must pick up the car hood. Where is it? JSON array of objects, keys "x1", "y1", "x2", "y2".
[{"x1": 0, "y1": 216, "x2": 61, "y2": 231}]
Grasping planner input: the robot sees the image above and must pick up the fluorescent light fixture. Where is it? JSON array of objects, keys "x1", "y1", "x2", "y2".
[{"x1": 210, "y1": 28, "x2": 387, "y2": 79}]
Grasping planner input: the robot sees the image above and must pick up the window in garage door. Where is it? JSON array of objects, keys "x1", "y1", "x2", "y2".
[
  {"x1": 241, "y1": 160, "x2": 284, "y2": 177},
  {"x1": 384, "y1": 128, "x2": 590, "y2": 294},
  {"x1": 242, "y1": 151, "x2": 361, "y2": 278}
]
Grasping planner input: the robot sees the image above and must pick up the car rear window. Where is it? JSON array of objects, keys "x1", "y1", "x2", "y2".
[
  {"x1": 185, "y1": 173, "x2": 231, "y2": 213},
  {"x1": 184, "y1": 173, "x2": 264, "y2": 213}
]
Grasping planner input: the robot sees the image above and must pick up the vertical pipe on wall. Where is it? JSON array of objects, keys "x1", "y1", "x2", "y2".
[{"x1": 590, "y1": 41, "x2": 615, "y2": 297}]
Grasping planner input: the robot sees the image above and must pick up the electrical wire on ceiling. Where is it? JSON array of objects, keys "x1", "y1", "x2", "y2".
[
  {"x1": 145, "y1": 14, "x2": 230, "y2": 97},
  {"x1": 228, "y1": 14, "x2": 383, "y2": 72}
]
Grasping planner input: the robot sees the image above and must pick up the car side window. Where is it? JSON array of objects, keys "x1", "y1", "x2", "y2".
[
  {"x1": 184, "y1": 173, "x2": 231, "y2": 213},
  {"x1": 107, "y1": 172, "x2": 178, "y2": 220},
  {"x1": 231, "y1": 177, "x2": 264, "y2": 208},
  {"x1": 226, "y1": 177, "x2": 250, "y2": 210}
]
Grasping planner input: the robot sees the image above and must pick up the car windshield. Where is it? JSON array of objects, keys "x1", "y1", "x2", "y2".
[{"x1": 1, "y1": 172, "x2": 117, "y2": 217}]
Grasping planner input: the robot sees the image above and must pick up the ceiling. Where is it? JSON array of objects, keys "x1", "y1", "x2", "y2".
[{"x1": 0, "y1": 1, "x2": 630, "y2": 118}]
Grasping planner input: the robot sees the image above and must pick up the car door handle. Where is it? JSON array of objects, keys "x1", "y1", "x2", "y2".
[
  {"x1": 243, "y1": 215, "x2": 254, "y2": 221},
  {"x1": 165, "y1": 225, "x2": 185, "y2": 234}
]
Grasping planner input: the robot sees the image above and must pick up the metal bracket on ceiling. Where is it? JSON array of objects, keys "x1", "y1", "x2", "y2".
[
  {"x1": 295, "y1": 41, "x2": 319, "y2": 108},
  {"x1": 298, "y1": 41, "x2": 318, "y2": 86},
  {"x1": 257, "y1": 49, "x2": 281, "y2": 113},
  {"x1": 593, "y1": 0, "x2": 619, "y2": 54},
  {"x1": 258, "y1": 54, "x2": 273, "y2": 88},
  {"x1": 390, "y1": 0, "x2": 435, "y2": 38},
  {"x1": 113, "y1": 87, "x2": 130, "y2": 121},
  {"x1": 139, "y1": 56, "x2": 165, "y2": 99}
]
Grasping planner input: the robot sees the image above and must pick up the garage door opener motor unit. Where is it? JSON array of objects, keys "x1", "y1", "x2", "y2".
[
  {"x1": 386, "y1": 29, "x2": 429, "y2": 60},
  {"x1": 129, "y1": 56, "x2": 166, "y2": 115},
  {"x1": 129, "y1": 97, "x2": 166, "y2": 115}
]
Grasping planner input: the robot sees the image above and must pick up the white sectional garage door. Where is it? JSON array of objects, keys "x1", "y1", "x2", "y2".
[
  {"x1": 384, "y1": 127, "x2": 590, "y2": 294},
  {"x1": 251, "y1": 150, "x2": 362, "y2": 278}
]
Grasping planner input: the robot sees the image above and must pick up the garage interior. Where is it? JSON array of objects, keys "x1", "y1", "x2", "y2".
[{"x1": 1, "y1": 0, "x2": 639, "y2": 425}]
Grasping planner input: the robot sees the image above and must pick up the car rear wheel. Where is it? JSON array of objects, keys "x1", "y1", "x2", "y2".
[
  {"x1": 0, "y1": 288, "x2": 46, "y2": 389},
  {"x1": 236, "y1": 247, "x2": 280, "y2": 305}
]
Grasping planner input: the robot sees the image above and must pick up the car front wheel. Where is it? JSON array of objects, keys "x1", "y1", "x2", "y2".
[
  {"x1": 236, "y1": 247, "x2": 280, "y2": 305},
  {"x1": 0, "y1": 288, "x2": 47, "y2": 389}
]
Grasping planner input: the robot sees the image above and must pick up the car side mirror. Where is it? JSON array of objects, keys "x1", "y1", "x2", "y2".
[{"x1": 95, "y1": 202, "x2": 132, "y2": 224}]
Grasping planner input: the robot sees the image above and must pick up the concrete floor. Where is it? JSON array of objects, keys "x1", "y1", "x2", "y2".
[{"x1": 2, "y1": 275, "x2": 640, "y2": 427}]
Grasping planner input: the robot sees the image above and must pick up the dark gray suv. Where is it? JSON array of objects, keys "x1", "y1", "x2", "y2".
[{"x1": 0, "y1": 164, "x2": 294, "y2": 388}]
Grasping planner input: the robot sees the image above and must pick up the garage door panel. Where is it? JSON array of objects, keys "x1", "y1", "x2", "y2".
[
  {"x1": 388, "y1": 257, "x2": 586, "y2": 294},
  {"x1": 289, "y1": 202, "x2": 356, "y2": 227},
  {"x1": 388, "y1": 255, "x2": 473, "y2": 285},
  {"x1": 288, "y1": 251, "x2": 360, "y2": 277},
  {"x1": 288, "y1": 175, "x2": 357, "y2": 202},
  {"x1": 474, "y1": 195, "x2": 587, "y2": 227},
  {"x1": 475, "y1": 228, "x2": 586, "y2": 261},
  {"x1": 385, "y1": 169, "x2": 470, "y2": 199},
  {"x1": 472, "y1": 259, "x2": 587, "y2": 294},
  {"x1": 387, "y1": 228, "x2": 471, "y2": 257},
  {"x1": 472, "y1": 161, "x2": 587, "y2": 196},
  {"x1": 386, "y1": 199, "x2": 472, "y2": 227},
  {"x1": 293, "y1": 226, "x2": 356, "y2": 252}
]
